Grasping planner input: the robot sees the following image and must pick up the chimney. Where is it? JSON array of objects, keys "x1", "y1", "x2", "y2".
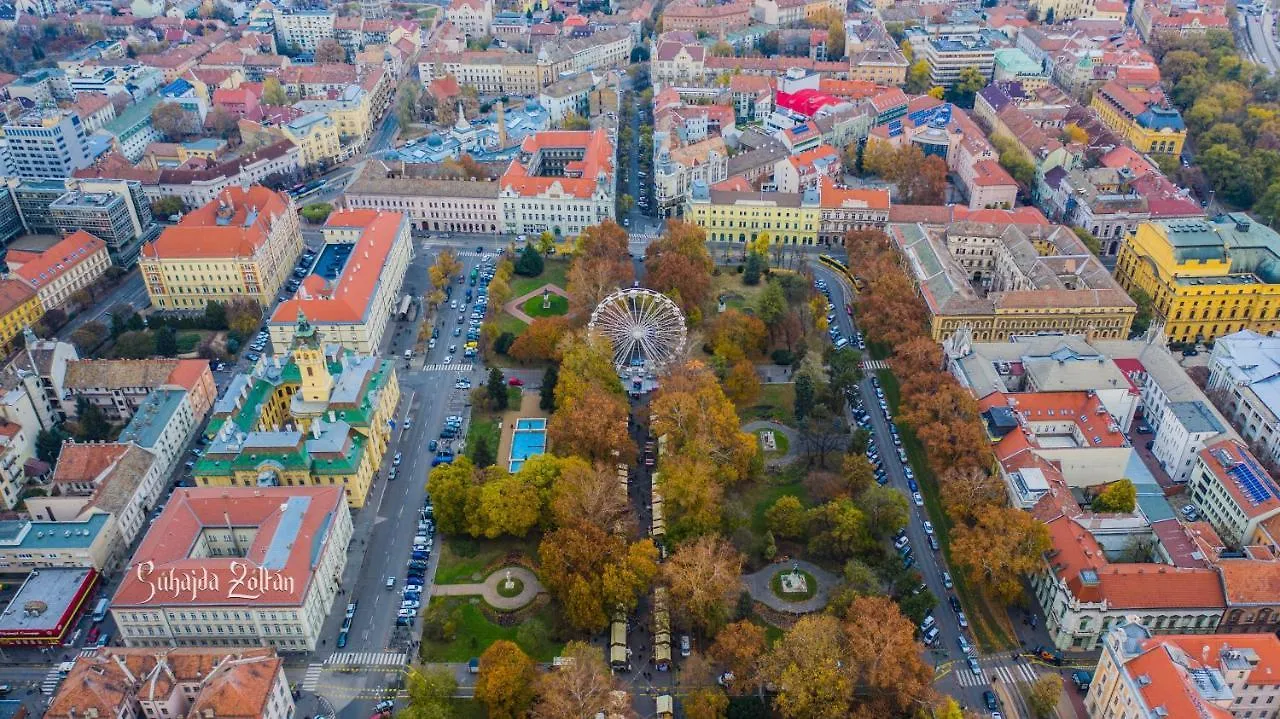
[{"x1": 496, "y1": 99, "x2": 507, "y2": 147}]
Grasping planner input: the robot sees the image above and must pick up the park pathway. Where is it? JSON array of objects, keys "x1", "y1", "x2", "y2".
[
  {"x1": 742, "y1": 559, "x2": 839, "y2": 614},
  {"x1": 741, "y1": 419, "x2": 800, "y2": 467},
  {"x1": 504, "y1": 285, "x2": 570, "y2": 324},
  {"x1": 432, "y1": 566, "x2": 544, "y2": 610}
]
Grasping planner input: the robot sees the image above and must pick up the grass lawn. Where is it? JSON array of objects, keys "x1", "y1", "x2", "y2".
[
  {"x1": 878, "y1": 370, "x2": 1016, "y2": 652},
  {"x1": 434, "y1": 536, "x2": 529, "y2": 585},
  {"x1": 465, "y1": 416, "x2": 500, "y2": 461},
  {"x1": 711, "y1": 271, "x2": 769, "y2": 310},
  {"x1": 521, "y1": 293, "x2": 568, "y2": 318},
  {"x1": 510, "y1": 260, "x2": 569, "y2": 298},
  {"x1": 448, "y1": 700, "x2": 486, "y2": 719},
  {"x1": 419, "y1": 597, "x2": 564, "y2": 662},
  {"x1": 494, "y1": 313, "x2": 528, "y2": 338},
  {"x1": 176, "y1": 332, "x2": 202, "y2": 354},
  {"x1": 741, "y1": 384, "x2": 795, "y2": 423},
  {"x1": 742, "y1": 471, "x2": 808, "y2": 536},
  {"x1": 749, "y1": 613, "x2": 785, "y2": 645}
]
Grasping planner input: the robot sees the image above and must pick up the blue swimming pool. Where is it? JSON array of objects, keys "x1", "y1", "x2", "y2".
[{"x1": 508, "y1": 418, "x2": 547, "y2": 472}]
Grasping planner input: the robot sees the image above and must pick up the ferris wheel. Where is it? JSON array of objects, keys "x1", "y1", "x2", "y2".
[{"x1": 588, "y1": 287, "x2": 688, "y2": 371}]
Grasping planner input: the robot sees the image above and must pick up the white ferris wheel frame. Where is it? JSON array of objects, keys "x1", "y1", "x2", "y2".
[{"x1": 587, "y1": 287, "x2": 688, "y2": 371}]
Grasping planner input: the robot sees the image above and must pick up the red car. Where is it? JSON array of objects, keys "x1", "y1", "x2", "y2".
[
  {"x1": 86, "y1": 626, "x2": 100, "y2": 644},
  {"x1": 508, "y1": 377, "x2": 524, "y2": 386},
  {"x1": 845, "y1": 303, "x2": 853, "y2": 316}
]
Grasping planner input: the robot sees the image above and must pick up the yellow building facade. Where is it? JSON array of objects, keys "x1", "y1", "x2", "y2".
[
  {"x1": 193, "y1": 314, "x2": 400, "y2": 508},
  {"x1": 282, "y1": 114, "x2": 342, "y2": 168},
  {"x1": 0, "y1": 280, "x2": 43, "y2": 355},
  {"x1": 1090, "y1": 82, "x2": 1187, "y2": 156},
  {"x1": 1114, "y1": 214, "x2": 1280, "y2": 344},
  {"x1": 140, "y1": 186, "x2": 303, "y2": 311},
  {"x1": 686, "y1": 182, "x2": 821, "y2": 245}
]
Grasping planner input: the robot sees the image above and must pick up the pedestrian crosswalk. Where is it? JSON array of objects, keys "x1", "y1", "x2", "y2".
[
  {"x1": 78, "y1": 648, "x2": 97, "y2": 657},
  {"x1": 301, "y1": 663, "x2": 324, "y2": 691},
  {"x1": 422, "y1": 363, "x2": 475, "y2": 372},
  {"x1": 40, "y1": 668, "x2": 64, "y2": 695},
  {"x1": 953, "y1": 659, "x2": 1041, "y2": 688},
  {"x1": 324, "y1": 651, "x2": 408, "y2": 667},
  {"x1": 861, "y1": 359, "x2": 889, "y2": 371}
]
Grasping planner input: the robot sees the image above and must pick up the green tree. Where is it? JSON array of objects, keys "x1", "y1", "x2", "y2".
[
  {"x1": 562, "y1": 113, "x2": 590, "y2": 130},
  {"x1": 36, "y1": 428, "x2": 66, "y2": 465},
  {"x1": 471, "y1": 433, "x2": 496, "y2": 468},
  {"x1": 1128, "y1": 286, "x2": 1154, "y2": 337},
  {"x1": 487, "y1": 367, "x2": 509, "y2": 410},
  {"x1": 151, "y1": 196, "x2": 184, "y2": 218},
  {"x1": 262, "y1": 76, "x2": 287, "y2": 105},
  {"x1": 945, "y1": 66, "x2": 988, "y2": 108},
  {"x1": 744, "y1": 251, "x2": 765, "y2": 285},
  {"x1": 805, "y1": 498, "x2": 870, "y2": 559},
  {"x1": 765, "y1": 495, "x2": 808, "y2": 539},
  {"x1": 75, "y1": 397, "x2": 112, "y2": 442},
  {"x1": 1092, "y1": 479, "x2": 1137, "y2": 513},
  {"x1": 1073, "y1": 226, "x2": 1102, "y2": 256},
  {"x1": 203, "y1": 300, "x2": 227, "y2": 330},
  {"x1": 540, "y1": 365, "x2": 558, "y2": 411},
  {"x1": 300, "y1": 202, "x2": 334, "y2": 223},
  {"x1": 400, "y1": 667, "x2": 457, "y2": 719},
  {"x1": 113, "y1": 330, "x2": 156, "y2": 359},
  {"x1": 155, "y1": 326, "x2": 178, "y2": 357},
  {"x1": 794, "y1": 373, "x2": 815, "y2": 421},
  {"x1": 514, "y1": 243, "x2": 544, "y2": 277}
]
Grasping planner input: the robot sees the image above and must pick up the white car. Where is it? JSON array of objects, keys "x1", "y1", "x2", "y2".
[
  {"x1": 923, "y1": 521, "x2": 934, "y2": 535},
  {"x1": 913, "y1": 492, "x2": 924, "y2": 507},
  {"x1": 443, "y1": 355, "x2": 452, "y2": 364}
]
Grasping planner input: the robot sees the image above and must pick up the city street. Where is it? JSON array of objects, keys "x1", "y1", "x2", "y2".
[
  {"x1": 812, "y1": 263, "x2": 1059, "y2": 718},
  {"x1": 290, "y1": 242, "x2": 494, "y2": 719}
]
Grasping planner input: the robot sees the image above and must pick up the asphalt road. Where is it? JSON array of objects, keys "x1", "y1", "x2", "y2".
[
  {"x1": 57, "y1": 270, "x2": 150, "y2": 341},
  {"x1": 1243, "y1": 7, "x2": 1280, "y2": 73},
  {"x1": 812, "y1": 263, "x2": 1049, "y2": 717},
  {"x1": 297, "y1": 242, "x2": 496, "y2": 718}
]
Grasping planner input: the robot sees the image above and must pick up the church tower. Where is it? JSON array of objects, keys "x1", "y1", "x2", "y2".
[{"x1": 291, "y1": 311, "x2": 333, "y2": 404}]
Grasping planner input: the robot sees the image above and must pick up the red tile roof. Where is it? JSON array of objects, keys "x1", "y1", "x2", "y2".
[
  {"x1": 819, "y1": 177, "x2": 889, "y2": 210},
  {"x1": 113, "y1": 487, "x2": 347, "y2": 607},
  {"x1": 271, "y1": 210, "x2": 406, "y2": 324},
  {"x1": 500, "y1": 130, "x2": 614, "y2": 200},
  {"x1": 142, "y1": 185, "x2": 291, "y2": 261},
  {"x1": 1122, "y1": 644, "x2": 1235, "y2": 719},
  {"x1": 50, "y1": 443, "x2": 129, "y2": 486},
  {"x1": 1045, "y1": 516, "x2": 1226, "y2": 609},
  {"x1": 7, "y1": 230, "x2": 107, "y2": 292}
]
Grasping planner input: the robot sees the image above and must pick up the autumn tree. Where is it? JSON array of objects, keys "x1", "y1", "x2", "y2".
[
  {"x1": 706, "y1": 309, "x2": 767, "y2": 364},
  {"x1": 548, "y1": 333, "x2": 633, "y2": 463},
  {"x1": 150, "y1": 102, "x2": 200, "y2": 140},
  {"x1": 708, "y1": 620, "x2": 767, "y2": 692},
  {"x1": 225, "y1": 298, "x2": 262, "y2": 338},
  {"x1": 475, "y1": 640, "x2": 537, "y2": 719},
  {"x1": 1025, "y1": 674, "x2": 1064, "y2": 718},
  {"x1": 508, "y1": 316, "x2": 570, "y2": 362},
  {"x1": 539, "y1": 522, "x2": 657, "y2": 632},
  {"x1": 651, "y1": 361, "x2": 759, "y2": 485},
  {"x1": 841, "y1": 453, "x2": 877, "y2": 497},
  {"x1": 656, "y1": 453, "x2": 724, "y2": 540},
  {"x1": 836, "y1": 595, "x2": 936, "y2": 718},
  {"x1": 937, "y1": 464, "x2": 1006, "y2": 522},
  {"x1": 566, "y1": 221, "x2": 634, "y2": 318},
  {"x1": 314, "y1": 38, "x2": 346, "y2": 62},
  {"x1": 722, "y1": 360, "x2": 761, "y2": 407},
  {"x1": 661, "y1": 536, "x2": 744, "y2": 635},
  {"x1": 685, "y1": 688, "x2": 729, "y2": 719},
  {"x1": 1092, "y1": 479, "x2": 1137, "y2": 513},
  {"x1": 766, "y1": 615, "x2": 855, "y2": 719},
  {"x1": 950, "y1": 506, "x2": 1051, "y2": 604},
  {"x1": 646, "y1": 220, "x2": 714, "y2": 317},
  {"x1": 531, "y1": 641, "x2": 621, "y2": 719},
  {"x1": 550, "y1": 458, "x2": 632, "y2": 534}
]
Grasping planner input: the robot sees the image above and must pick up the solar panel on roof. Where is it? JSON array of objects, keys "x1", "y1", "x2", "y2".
[{"x1": 1227, "y1": 458, "x2": 1276, "y2": 505}]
